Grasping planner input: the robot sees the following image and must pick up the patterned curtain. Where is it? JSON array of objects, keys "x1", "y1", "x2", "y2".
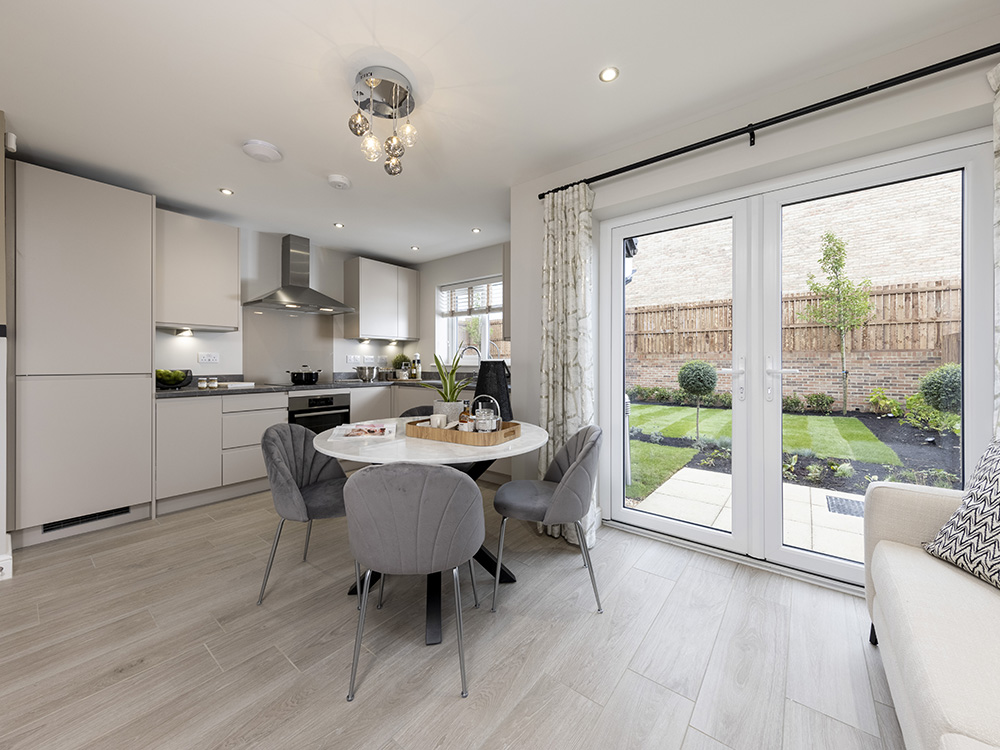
[
  {"x1": 539, "y1": 182, "x2": 599, "y2": 547},
  {"x1": 990, "y1": 64, "x2": 1000, "y2": 433}
]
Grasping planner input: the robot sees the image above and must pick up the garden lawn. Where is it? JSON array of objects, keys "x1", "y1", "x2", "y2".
[
  {"x1": 626, "y1": 441, "x2": 697, "y2": 501},
  {"x1": 629, "y1": 404, "x2": 901, "y2": 465},
  {"x1": 781, "y1": 414, "x2": 901, "y2": 465},
  {"x1": 630, "y1": 404, "x2": 732, "y2": 441}
]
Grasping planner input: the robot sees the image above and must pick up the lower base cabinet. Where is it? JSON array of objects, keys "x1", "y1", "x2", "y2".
[
  {"x1": 156, "y1": 392, "x2": 287, "y2": 499},
  {"x1": 155, "y1": 397, "x2": 221, "y2": 499}
]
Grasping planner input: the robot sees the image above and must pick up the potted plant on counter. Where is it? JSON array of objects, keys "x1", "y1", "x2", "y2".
[
  {"x1": 421, "y1": 352, "x2": 472, "y2": 423},
  {"x1": 392, "y1": 353, "x2": 410, "y2": 380}
]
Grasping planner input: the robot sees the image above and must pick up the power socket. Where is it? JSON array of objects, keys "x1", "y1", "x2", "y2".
[
  {"x1": 198, "y1": 352, "x2": 220, "y2": 364},
  {"x1": 346, "y1": 354, "x2": 361, "y2": 365}
]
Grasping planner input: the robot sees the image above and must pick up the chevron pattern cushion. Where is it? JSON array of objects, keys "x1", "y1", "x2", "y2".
[{"x1": 924, "y1": 438, "x2": 1000, "y2": 589}]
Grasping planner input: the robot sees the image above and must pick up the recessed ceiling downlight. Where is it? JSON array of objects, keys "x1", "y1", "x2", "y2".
[
  {"x1": 242, "y1": 140, "x2": 283, "y2": 162},
  {"x1": 219, "y1": 188, "x2": 234, "y2": 196},
  {"x1": 599, "y1": 66, "x2": 619, "y2": 83}
]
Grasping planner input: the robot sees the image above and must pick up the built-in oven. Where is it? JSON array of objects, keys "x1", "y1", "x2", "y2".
[{"x1": 287, "y1": 392, "x2": 350, "y2": 433}]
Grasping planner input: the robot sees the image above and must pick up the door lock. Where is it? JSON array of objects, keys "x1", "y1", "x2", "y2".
[
  {"x1": 765, "y1": 355, "x2": 800, "y2": 401},
  {"x1": 719, "y1": 356, "x2": 747, "y2": 402}
]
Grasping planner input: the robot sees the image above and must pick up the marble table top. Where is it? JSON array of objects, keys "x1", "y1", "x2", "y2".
[{"x1": 313, "y1": 417, "x2": 548, "y2": 465}]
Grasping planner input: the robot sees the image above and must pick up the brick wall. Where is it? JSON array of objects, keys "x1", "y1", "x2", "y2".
[
  {"x1": 627, "y1": 349, "x2": 951, "y2": 411},
  {"x1": 625, "y1": 171, "x2": 962, "y2": 307}
]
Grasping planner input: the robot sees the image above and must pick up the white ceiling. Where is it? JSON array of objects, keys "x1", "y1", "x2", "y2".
[{"x1": 1, "y1": 0, "x2": 998, "y2": 263}]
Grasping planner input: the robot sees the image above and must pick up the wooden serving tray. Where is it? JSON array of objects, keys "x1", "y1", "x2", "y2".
[{"x1": 405, "y1": 419, "x2": 521, "y2": 446}]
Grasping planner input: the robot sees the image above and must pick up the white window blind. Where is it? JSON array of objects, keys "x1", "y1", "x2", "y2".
[{"x1": 438, "y1": 276, "x2": 503, "y2": 317}]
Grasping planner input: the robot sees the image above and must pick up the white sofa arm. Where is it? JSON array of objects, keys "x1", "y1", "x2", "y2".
[{"x1": 863, "y1": 481, "x2": 963, "y2": 619}]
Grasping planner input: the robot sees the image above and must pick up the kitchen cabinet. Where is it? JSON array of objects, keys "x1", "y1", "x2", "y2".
[
  {"x1": 343, "y1": 257, "x2": 419, "y2": 341},
  {"x1": 221, "y1": 393, "x2": 286, "y2": 486},
  {"x1": 15, "y1": 162, "x2": 153, "y2": 375},
  {"x1": 156, "y1": 397, "x2": 222, "y2": 499},
  {"x1": 155, "y1": 392, "x2": 286, "y2": 499},
  {"x1": 156, "y1": 209, "x2": 239, "y2": 330},
  {"x1": 350, "y1": 386, "x2": 392, "y2": 422},
  {"x1": 17, "y1": 375, "x2": 153, "y2": 528}
]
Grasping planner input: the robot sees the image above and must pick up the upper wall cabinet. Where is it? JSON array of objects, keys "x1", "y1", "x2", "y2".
[
  {"x1": 15, "y1": 163, "x2": 153, "y2": 375},
  {"x1": 156, "y1": 209, "x2": 240, "y2": 331},
  {"x1": 343, "y1": 257, "x2": 419, "y2": 341}
]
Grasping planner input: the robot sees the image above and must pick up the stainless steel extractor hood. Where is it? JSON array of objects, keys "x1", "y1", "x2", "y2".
[{"x1": 243, "y1": 234, "x2": 355, "y2": 315}]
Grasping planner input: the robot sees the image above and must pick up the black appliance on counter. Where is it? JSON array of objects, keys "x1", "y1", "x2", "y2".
[{"x1": 287, "y1": 392, "x2": 350, "y2": 433}]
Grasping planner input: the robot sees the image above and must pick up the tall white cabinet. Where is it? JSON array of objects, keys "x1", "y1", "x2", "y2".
[{"x1": 14, "y1": 163, "x2": 153, "y2": 530}]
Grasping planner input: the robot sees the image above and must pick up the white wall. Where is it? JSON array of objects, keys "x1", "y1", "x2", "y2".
[
  {"x1": 410, "y1": 242, "x2": 506, "y2": 365},
  {"x1": 509, "y1": 23, "x2": 1000, "y2": 485}
]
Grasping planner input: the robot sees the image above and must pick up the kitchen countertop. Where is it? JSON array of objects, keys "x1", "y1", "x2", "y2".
[{"x1": 155, "y1": 379, "x2": 462, "y2": 398}]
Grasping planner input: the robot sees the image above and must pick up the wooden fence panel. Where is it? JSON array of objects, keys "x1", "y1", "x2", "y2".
[{"x1": 625, "y1": 280, "x2": 961, "y2": 357}]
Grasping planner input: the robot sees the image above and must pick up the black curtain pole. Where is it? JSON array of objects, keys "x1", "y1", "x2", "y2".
[{"x1": 537, "y1": 42, "x2": 1000, "y2": 201}]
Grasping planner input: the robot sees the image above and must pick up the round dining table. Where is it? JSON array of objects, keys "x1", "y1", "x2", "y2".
[{"x1": 313, "y1": 417, "x2": 549, "y2": 645}]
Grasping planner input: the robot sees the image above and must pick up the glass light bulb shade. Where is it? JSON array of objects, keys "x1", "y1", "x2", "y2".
[
  {"x1": 384, "y1": 134, "x2": 405, "y2": 159},
  {"x1": 400, "y1": 120, "x2": 418, "y2": 148},
  {"x1": 360, "y1": 131, "x2": 382, "y2": 162},
  {"x1": 348, "y1": 111, "x2": 368, "y2": 137},
  {"x1": 384, "y1": 156, "x2": 403, "y2": 176}
]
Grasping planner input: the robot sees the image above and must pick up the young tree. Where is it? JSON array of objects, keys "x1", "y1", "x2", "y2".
[
  {"x1": 678, "y1": 359, "x2": 717, "y2": 442},
  {"x1": 802, "y1": 232, "x2": 873, "y2": 415}
]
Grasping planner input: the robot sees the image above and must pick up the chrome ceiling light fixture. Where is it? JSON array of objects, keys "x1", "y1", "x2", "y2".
[{"x1": 347, "y1": 66, "x2": 416, "y2": 176}]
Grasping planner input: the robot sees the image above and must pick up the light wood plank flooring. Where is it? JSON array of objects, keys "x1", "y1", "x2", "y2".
[{"x1": 0, "y1": 485, "x2": 902, "y2": 749}]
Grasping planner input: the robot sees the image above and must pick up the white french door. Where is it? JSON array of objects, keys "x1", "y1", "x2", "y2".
[{"x1": 603, "y1": 134, "x2": 994, "y2": 585}]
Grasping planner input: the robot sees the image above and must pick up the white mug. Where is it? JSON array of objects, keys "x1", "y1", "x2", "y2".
[{"x1": 429, "y1": 413, "x2": 446, "y2": 429}]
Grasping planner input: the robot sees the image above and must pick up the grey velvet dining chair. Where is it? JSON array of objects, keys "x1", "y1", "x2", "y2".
[
  {"x1": 344, "y1": 462, "x2": 485, "y2": 701},
  {"x1": 491, "y1": 424, "x2": 604, "y2": 614},
  {"x1": 257, "y1": 423, "x2": 348, "y2": 605},
  {"x1": 399, "y1": 405, "x2": 434, "y2": 418}
]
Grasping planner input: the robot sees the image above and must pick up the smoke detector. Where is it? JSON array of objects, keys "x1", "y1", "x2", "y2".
[
  {"x1": 328, "y1": 174, "x2": 352, "y2": 190},
  {"x1": 242, "y1": 140, "x2": 283, "y2": 163}
]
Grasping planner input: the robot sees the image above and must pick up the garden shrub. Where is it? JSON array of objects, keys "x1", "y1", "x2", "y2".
[
  {"x1": 868, "y1": 387, "x2": 903, "y2": 416},
  {"x1": 805, "y1": 393, "x2": 834, "y2": 414},
  {"x1": 678, "y1": 360, "x2": 717, "y2": 397},
  {"x1": 806, "y1": 464, "x2": 825, "y2": 483},
  {"x1": 919, "y1": 363, "x2": 961, "y2": 414},
  {"x1": 782, "y1": 454, "x2": 798, "y2": 480},
  {"x1": 782, "y1": 393, "x2": 805, "y2": 413},
  {"x1": 833, "y1": 462, "x2": 855, "y2": 478},
  {"x1": 902, "y1": 393, "x2": 961, "y2": 435}
]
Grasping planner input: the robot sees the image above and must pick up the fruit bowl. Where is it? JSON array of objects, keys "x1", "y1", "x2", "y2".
[{"x1": 155, "y1": 369, "x2": 193, "y2": 390}]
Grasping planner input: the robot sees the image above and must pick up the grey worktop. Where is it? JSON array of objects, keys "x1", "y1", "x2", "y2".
[{"x1": 155, "y1": 378, "x2": 460, "y2": 399}]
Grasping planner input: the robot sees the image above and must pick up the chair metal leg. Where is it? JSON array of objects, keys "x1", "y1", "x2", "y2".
[
  {"x1": 453, "y1": 567, "x2": 468, "y2": 698},
  {"x1": 257, "y1": 519, "x2": 285, "y2": 605},
  {"x1": 377, "y1": 573, "x2": 386, "y2": 609},
  {"x1": 869, "y1": 623, "x2": 878, "y2": 646},
  {"x1": 303, "y1": 519, "x2": 313, "y2": 561},
  {"x1": 491, "y1": 517, "x2": 508, "y2": 613},
  {"x1": 467, "y1": 560, "x2": 479, "y2": 608},
  {"x1": 355, "y1": 561, "x2": 364, "y2": 611},
  {"x1": 575, "y1": 521, "x2": 603, "y2": 614},
  {"x1": 347, "y1": 568, "x2": 373, "y2": 701}
]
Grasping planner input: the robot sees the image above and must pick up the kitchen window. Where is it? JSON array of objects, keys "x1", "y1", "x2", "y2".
[{"x1": 438, "y1": 275, "x2": 510, "y2": 363}]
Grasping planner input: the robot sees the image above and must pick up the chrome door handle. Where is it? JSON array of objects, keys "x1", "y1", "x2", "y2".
[
  {"x1": 719, "y1": 356, "x2": 746, "y2": 402},
  {"x1": 765, "y1": 355, "x2": 800, "y2": 402}
]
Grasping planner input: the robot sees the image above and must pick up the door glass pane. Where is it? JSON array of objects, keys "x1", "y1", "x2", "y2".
[
  {"x1": 624, "y1": 218, "x2": 734, "y2": 533},
  {"x1": 779, "y1": 171, "x2": 963, "y2": 563}
]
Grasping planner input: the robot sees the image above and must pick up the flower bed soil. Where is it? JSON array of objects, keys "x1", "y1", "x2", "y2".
[{"x1": 630, "y1": 406, "x2": 962, "y2": 494}]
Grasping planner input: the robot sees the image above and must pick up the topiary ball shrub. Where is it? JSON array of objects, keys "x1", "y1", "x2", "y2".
[
  {"x1": 678, "y1": 360, "x2": 717, "y2": 399},
  {"x1": 919, "y1": 362, "x2": 961, "y2": 414}
]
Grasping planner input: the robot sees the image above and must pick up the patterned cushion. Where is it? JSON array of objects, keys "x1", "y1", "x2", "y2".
[{"x1": 924, "y1": 438, "x2": 1000, "y2": 589}]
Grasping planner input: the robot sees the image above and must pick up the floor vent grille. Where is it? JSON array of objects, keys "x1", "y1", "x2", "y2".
[{"x1": 42, "y1": 507, "x2": 131, "y2": 533}]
